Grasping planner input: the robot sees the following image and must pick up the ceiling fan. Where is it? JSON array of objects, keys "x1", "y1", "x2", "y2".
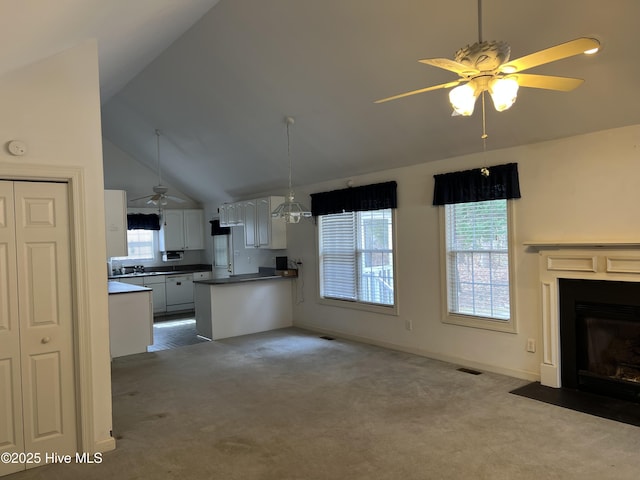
[
  {"x1": 129, "y1": 129, "x2": 186, "y2": 206},
  {"x1": 375, "y1": 0, "x2": 600, "y2": 117}
]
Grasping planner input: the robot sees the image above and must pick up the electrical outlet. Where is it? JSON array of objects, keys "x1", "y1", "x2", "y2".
[
  {"x1": 527, "y1": 338, "x2": 536, "y2": 353},
  {"x1": 405, "y1": 319, "x2": 412, "y2": 331}
]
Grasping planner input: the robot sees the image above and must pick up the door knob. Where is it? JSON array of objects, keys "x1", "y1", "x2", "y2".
[{"x1": 41, "y1": 336, "x2": 51, "y2": 344}]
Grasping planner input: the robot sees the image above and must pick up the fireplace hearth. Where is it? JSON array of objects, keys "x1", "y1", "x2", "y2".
[{"x1": 559, "y1": 278, "x2": 640, "y2": 403}]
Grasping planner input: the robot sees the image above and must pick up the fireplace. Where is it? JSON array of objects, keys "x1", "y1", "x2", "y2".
[
  {"x1": 559, "y1": 278, "x2": 640, "y2": 403},
  {"x1": 525, "y1": 242, "x2": 640, "y2": 389}
]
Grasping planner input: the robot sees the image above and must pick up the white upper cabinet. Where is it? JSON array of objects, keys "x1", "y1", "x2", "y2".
[
  {"x1": 104, "y1": 189, "x2": 128, "y2": 258},
  {"x1": 218, "y1": 202, "x2": 244, "y2": 226},
  {"x1": 159, "y1": 209, "x2": 205, "y2": 251},
  {"x1": 243, "y1": 196, "x2": 286, "y2": 249}
]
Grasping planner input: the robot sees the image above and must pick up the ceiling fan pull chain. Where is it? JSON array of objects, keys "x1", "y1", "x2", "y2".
[{"x1": 481, "y1": 91, "x2": 488, "y2": 141}]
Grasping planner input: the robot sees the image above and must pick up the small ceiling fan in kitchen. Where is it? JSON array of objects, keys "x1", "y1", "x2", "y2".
[
  {"x1": 375, "y1": 0, "x2": 600, "y2": 117},
  {"x1": 129, "y1": 129, "x2": 186, "y2": 206}
]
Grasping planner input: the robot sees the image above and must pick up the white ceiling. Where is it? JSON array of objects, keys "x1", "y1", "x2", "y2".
[{"x1": 5, "y1": 1, "x2": 640, "y2": 206}]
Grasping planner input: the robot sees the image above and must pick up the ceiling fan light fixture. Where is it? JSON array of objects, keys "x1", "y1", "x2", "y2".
[
  {"x1": 449, "y1": 82, "x2": 479, "y2": 116},
  {"x1": 584, "y1": 40, "x2": 600, "y2": 55},
  {"x1": 489, "y1": 77, "x2": 519, "y2": 112}
]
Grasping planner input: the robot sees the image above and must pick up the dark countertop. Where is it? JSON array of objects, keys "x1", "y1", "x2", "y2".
[
  {"x1": 109, "y1": 265, "x2": 212, "y2": 280},
  {"x1": 108, "y1": 281, "x2": 152, "y2": 294},
  {"x1": 194, "y1": 272, "x2": 294, "y2": 286}
]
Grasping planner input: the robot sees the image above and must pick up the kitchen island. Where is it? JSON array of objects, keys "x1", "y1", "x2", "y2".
[
  {"x1": 194, "y1": 271, "x2": 294, "y2": 340},
  {"x1": 108, "y1": 281, "x2": 153, "y2": 358}
]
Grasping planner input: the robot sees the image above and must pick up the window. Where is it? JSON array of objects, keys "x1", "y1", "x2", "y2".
[
  {"x1": 442, "y1": 199, "x2": 516, "y2": 332},
  {"x1": 318, "y1": 208, "x2": 396, "y2": 311},
  {"x1": 112, "y1": 230, "x2": 156, "y2": 262}
]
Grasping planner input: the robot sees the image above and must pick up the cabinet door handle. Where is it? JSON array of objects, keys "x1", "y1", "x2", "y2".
[{"x1": 41, "y1": 336, "x2": 51, "y2": 344}]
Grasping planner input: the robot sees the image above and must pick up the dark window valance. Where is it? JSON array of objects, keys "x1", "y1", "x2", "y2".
[
  {"x1": 127, "y1": 213, "x2": 161, "y2": 230},
  {"x1": 432, "y1": 163, "x2": 521, "y2": 206},
  {"x1": 311, "y1": 181, "x2": 397, "y2": 216},
  {"x1": 210, "y1": 219, "x2": 230, "y2": 236}
]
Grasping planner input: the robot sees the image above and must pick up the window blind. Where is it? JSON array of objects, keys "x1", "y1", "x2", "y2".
[
  {"x1": 445, "y1": 200, "x2": 510, "y2": 320},
  {"x1": 319, "y1": 212, "x2": 357, "y2": 301}
]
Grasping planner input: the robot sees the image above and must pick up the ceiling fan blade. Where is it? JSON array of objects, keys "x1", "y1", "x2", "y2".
[
  {"x1": 375, "y1": 80, "x2": 462, "y2": 104},
  {"x1": 128, "y1": 194, "x2": 153, "y2": 202},
  {"x1": 515, "y1": 73, "x2": 584, "y2": 92},
  {"x1": 419, "y1": 58, "x2": 479, "y2": 76},
  {"x1": 144, "y1": 193, "x2": 162, "y2": 205},
  {"x1": 165, "y1": 195, "x2": 186, "y2": 203},
  {"x1": 501, "y1": 37, "x2": 600, "y2": 73}
]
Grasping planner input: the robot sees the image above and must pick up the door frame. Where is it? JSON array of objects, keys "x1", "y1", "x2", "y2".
[{"x1": 0, "y1": 163, "x2": 95, "y2": 453}]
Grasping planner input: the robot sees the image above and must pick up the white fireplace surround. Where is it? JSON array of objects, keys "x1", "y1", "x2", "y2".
[{"x1": 525, "y1": 242, "x2": 640, "y2": 388}]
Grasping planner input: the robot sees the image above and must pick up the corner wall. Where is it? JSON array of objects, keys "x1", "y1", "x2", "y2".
[
  {"x1": 288, "y1": 124, "x2": 640, "y2": 381},
  {"x1": 0, "y1": 42, "x2": 114, "y2": 451}
]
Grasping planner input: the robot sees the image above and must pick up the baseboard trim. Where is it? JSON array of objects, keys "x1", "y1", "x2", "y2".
[
  {"x1": 94, "y1": 437, "x2": 116, "y2": 453},
  {"x1": 294, "y1": 322, "x2": 540, "y2": 382}
]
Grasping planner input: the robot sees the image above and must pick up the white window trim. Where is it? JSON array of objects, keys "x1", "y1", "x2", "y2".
[
  {"x1": 439, "y1": 200, "x2": 517, "y2": 333},
  {"x1": 316, "y1": 209, "x2": 399, "y2": 316}
]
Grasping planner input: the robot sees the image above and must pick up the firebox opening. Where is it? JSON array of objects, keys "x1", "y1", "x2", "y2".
[{"x1": 559, "y1": 279, "x2": 640, "y2": 403}]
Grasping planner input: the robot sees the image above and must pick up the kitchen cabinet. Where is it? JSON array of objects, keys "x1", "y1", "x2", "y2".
[
  {"x1": 159, "y1": 209, "x2": 205, "y2": 251},
  {"x1": 144, "y1": 275, "x2": 167, "y2": 314},
  {"x1": 165, "y1": 274, "x2": 194, "y2": 312},
  {"x1": 104, "y1": 189, "x2": 128, "y2": 258},
  {"x1": 117, "y1": 276, "x2": 166, "y2": 314},
  {"x1": 193, "y1": 271, "x2": 212, "y2": 281},
  {"x1": 218, "y1": 202, "x2": 243, "y2": 227},
  {"x1": 243, "y1": 196, "x2": 286, "y2": 249}
]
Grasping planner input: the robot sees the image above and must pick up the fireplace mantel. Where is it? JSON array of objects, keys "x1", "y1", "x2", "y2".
[
  {"x1": 532, "y1": 243, "x2": 640, "y2": 388},
  {"x1": 525, "y1": 241, "x2": 640, "y2": 250}
]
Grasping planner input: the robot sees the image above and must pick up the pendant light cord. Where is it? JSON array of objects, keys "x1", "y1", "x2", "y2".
[
  {"x1": 155, "y1": 129, "x2": 162, "y2": 184},
  {"x1": 285, "y1": 116, "x2": 295, "y2": 196},
  {"x1": 287, "y1": 121, "x2": 292, "y2": 193}
]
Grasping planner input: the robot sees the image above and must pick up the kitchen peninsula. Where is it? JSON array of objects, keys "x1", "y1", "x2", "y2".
[
  {"x1": 107, "y1": 281, "x2": 153, "y2": 358},
  {"x1": 194, "y1": 268, "x2": 295, "y2": 340}
]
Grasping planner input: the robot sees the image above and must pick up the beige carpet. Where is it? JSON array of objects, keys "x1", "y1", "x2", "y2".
[{"x1": 9, "y1": 327, "x2": 640, "y2": 479}]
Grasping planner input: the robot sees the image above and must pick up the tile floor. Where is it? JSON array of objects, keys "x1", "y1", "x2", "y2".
[{"x1": 148, "y1": 312, "x2": 210, "y2": 352}]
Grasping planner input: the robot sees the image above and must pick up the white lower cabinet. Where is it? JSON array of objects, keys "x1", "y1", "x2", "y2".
[
  {"x1": 117, "y1": 276, "x2": 166, "y2": 314},
  {"x1": 113, "y1": 270, "x2": 211, "y2": 314},
  {"x1": 144, "y1": 276, "x2": 167, "y2": 314},
  {"x1": 193, "y1": 271, "x2": 212, "y2": 281}
]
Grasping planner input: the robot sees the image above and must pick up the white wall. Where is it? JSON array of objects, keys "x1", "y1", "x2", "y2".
[
  {"x1": 103, "y1": 138, "x2": 200, "y2": 208},
  {"x1": 288, "y1": 124, "x2": 640, "y2": 381},
  {"x1": 0, "y1": 42, "x2": 114, "y2": 451}
]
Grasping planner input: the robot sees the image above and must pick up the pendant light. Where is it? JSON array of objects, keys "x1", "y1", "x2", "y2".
[{"x1": 271, "y1": 116, "x2": 312, "y2": 223}]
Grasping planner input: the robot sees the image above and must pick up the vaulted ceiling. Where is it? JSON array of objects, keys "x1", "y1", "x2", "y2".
[{"x1": 5, "y1": 1, "x2": 640, "y2": 207}]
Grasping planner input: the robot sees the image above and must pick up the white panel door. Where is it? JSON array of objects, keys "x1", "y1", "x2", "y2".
[
  {"x1": 0, "y1": 181, "x2": 76, "y2": 476},
  {"x1": 0, "y1": 181, "x2": 23, "y2": 477}
]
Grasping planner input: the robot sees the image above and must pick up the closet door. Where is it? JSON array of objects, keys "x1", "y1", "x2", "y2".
[
  {"x1": 0, "y1": 181, "x2": 23, "y2": 477},
  {"x1": 0, "y1": 181, "x2": 77, "y2": 476}
]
